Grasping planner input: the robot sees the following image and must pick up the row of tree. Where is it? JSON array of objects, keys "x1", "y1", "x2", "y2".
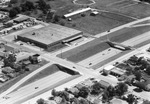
[
  {"x1": 9, "y1": 0, "x2": 51, "y2": 18},
  {"x1": 139, "y1": 0, "x2": 150, "y2": 3},
  {"x1": 36, "y1": 82, "x2": 129, "y2": 104}
]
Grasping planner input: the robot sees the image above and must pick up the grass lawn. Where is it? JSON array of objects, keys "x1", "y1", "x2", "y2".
[
  {"x1": 16, "y1": 64, "x2": 60, "y2": 89},
  {"x1": 94, "y1": 0, "x2": 150, "y2": 19},
  {"x1": 63, "y1": 13, "x2": 127, "y2": 35},
  {"x1": 74, "y1": 0, "x2": 94, "y2": 4},
  {"x1": 0, "y1": 60, "x2": 48, "y2": 94},
  {"x1": 66, "y1": 42, "x2": 109, "y2": 62},
  {"x1": 57, "y1": 38, "x2": 110, "y2": 62},
  {"x1": 57, "y1": 25, "x2": 150, "y2": 63},
  {"x1": 109, "y1": 26, "x2": 150, "y2": 42}
]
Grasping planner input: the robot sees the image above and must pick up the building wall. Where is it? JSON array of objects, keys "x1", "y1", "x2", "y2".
[
  {"x1": 17, "y1": 36, "x2": 48, "y2": 49},
  {"x1": 17, "y1": 31, "x2": 83, "y2": 49}
]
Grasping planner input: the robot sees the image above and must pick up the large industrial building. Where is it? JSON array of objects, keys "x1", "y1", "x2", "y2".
[{"x1": 17, "y1": 23, "x2": 83, "y2": 49}]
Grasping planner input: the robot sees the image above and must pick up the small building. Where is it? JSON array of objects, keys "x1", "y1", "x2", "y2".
[
  {"x1": 46, "y1": 100, "x2": 57, "y2": 104},
  {"x1": 2, "y1": 67, "x2": 14, "y2": 74},
  {"x1": 13, "y1": 16, "x2": 30, "y2": 24},
  {"x1": 54, "y1": 96, "x2": 62, "y2": 104},
  {"x1": 103, "y1": 65, "x2": 115, "y2": 75},
  {"x1": 110, "y1": 67, "x2": 126, "y2": 77},
  {"x1": 75, "y1": 83, "x2": 85, "y2": 89},
  {"x1": 99, "y1": 80, "x2": 110, "y2": 89},
  {"x1": 81, "y1": 78, "x2": 95, "y2": 87},
  {"x1": 110, "y1": 98, "x2": 124, "y2": 104},
  {"x1": 69, "y1": 87, "x2": 79, "y2": 94},
  {"x1": 63, "y1": 7, "x2": 91, "y2": 18}
]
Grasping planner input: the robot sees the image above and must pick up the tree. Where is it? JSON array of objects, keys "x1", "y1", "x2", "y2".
[
  {"x1": 8, "y1": 54, "x2": 16, "y2": 63},
  {"x1": 9, "y1": 8, "x2": 18, "y2": 18},
  {"x1": 115, "y1": 82, "x2": 128, "y2": 96},
  {"x1": 134, "y1": 71, "x2": 142, "y2": 81},
  {"x1": 46, "y1": 10, "x2": 54, "y2": 22},
  {"x1": 142, "y1": 100, "x2": 150, "y2": 104},
  {"x1": 36, "y1": 0, "x2": 51, "y2": 14},
  {"x1": 51, "y1": 89, "x2": 57, "y2": 96},
  {"x1": 146, "y1": 65, "x2": 150, "y2": 75},
  {"x1": 126, "y1": 94, "x2": 135, "y2": 104},
  {"x1": 13, "y1": 7, "x2": 21, "y2": 14},
  {"x1": 10, "y1": 0, "x2": 18, "y2": 4},
  {"x1": 25, "y1": 1, "x2": 35, "y2": 10},
  {"x1": 78, "y1": 87, "x2": 90, "y2": 98},
  {"x1": 20, "y1": 3, "x2": 27, "y2": 12},
  {"x1": 29, "y1": 56, "x2": 38, "y2": 64},
  {"x1": 3, "y1": 58, "x2": 10, "y2": 67},
  {"x1": 79, "y1": 98, "x2": 89, "y2": 104},
  {"x1": 91, "y1": 82, "x2": 102, "y2": 95},
  {"x1": 58, "y1": 91, "x2": 70, "y2": 101},
  {"x1": 53, "y1": 15, "x2": 60, "y2": 22},
  {"x1": 107, "y1": 86, "x2": 115, "y2": 97},
  {"x1": 71, "y1": 98, "x2": 80, "y2": 104},
  {"x1": 37, "y1": 98, "x2": 46, "y2": 104},
  {"x1": 102, "y1": 91, "x2": 109, "y2": 103},
  {"x1": 12, "y1": 63, "x2": 22, "y2": 72}
]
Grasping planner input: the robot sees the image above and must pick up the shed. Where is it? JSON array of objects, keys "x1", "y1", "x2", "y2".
[
  {"x1": 13, "y1": 16, "x2": 30, "y2": 24},
  {"x1": 63, "y1": 7, "x2": 91, "y2": 18}
]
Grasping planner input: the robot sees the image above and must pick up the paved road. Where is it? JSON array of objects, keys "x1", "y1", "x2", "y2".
[
  {"x1": 1, "y1": 15, "x2": 150, "y2": 104},
  {"x1": 0, "y1": 62, "x2": 53, "y2": 98},
  {"x1": 78, "y1": 30, "x2": 150, "y2": 68},
  {"x1": 0, "y1": 72, "x2": 71, "y2": 104}
]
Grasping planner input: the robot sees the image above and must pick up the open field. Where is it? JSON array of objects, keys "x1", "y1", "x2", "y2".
[
  {"x1": 59, "y1": 41, "x2": 109, "y2": 62},
  {"x1": 57, "y1": 25, "x2": 150, "y2": 63},
  {"x1": 48, "y1": 0, "x2": 135, "y2": 35},
  {"x1": 63, "y1": 13, "x2": 129, "y2": 35},
  {"x1": 0, "y1": 60, "x2": 48, "y2": 94},
  {"x1": 92, "y1": 0, "x2": 150, "y2": 19}
]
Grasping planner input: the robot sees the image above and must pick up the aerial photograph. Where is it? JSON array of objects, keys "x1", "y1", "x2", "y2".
[{"x1": 1, "y1": 0, "x2": 150, "y2": 104}]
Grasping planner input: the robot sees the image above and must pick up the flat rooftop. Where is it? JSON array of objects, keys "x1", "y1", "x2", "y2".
[{"x1": 19, "y1": 23, "x2": 82, "y2": 45}]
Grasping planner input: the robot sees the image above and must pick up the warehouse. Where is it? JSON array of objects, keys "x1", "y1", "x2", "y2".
[{"x1": 17, "y1": 23, "x2": 83, "y2": 49}]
